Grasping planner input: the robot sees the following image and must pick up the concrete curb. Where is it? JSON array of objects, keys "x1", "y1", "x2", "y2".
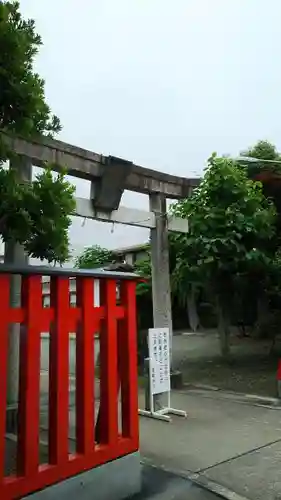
[
  {"x1": 140, "y1": 458, "x2": 250, "y2": 500},
  {"x1": 187, "y1": 474, "x2": 250, "y2": 500},
  {"x1": 183, "y1": 384, "x2": 281, "y2": 409}
]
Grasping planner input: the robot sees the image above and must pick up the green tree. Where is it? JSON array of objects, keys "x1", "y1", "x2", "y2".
[
  {"x1": 241, "y1": 140, "x2": 281, "y2": 173},
  {"x1": 0, "y1": 1, "x2": 61, "y2": 136},
  {"x1": 0, "y1": 1, "x2": 75, "y2": 263},
  {"x1": 240, "y1": 140, "x2": 281, "y2": 340},
  {"x1": 240, "y1": 140, "x2": 281, "y2": 232},
  {"x1": 171, "y1": 154, "x2": 276, "y2": 357},
  {"x1": 75, "y1": 245, "x2": 115, "y2": 269}
]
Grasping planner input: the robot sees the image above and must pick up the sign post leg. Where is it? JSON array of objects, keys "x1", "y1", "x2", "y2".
[{"x1": 138, "y1": 328, "x2": 187, "y2": 422}]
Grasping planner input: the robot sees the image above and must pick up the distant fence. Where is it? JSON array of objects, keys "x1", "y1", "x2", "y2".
[{"x1": 0, "y1": 265, "x2": 139, "y2": 499}]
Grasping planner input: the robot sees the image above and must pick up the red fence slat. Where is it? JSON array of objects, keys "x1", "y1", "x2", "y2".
[
  {"x1": 75, "y1": 277, "x2": 95, "y2": 454},
  {"x1": 98, "y1": 279, "x2": 119, "y2": 446},
  {"x1": 118, "y1": 281, "x2": 139, "y2": 444},
  {"x1": 17, "y1": 276, "x2": 42, "y2": 476},
  {"x1": 48, "y1": 277, "x2": 70, "y2": 465}
]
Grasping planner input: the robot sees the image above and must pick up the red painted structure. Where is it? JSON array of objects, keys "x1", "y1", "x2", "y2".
[{"x1": 0, "y1": 266, "x2": 139, "y2": 499}]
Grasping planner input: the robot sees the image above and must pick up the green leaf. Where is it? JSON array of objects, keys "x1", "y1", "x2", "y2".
[{"x1": 75, "y1": 245, "x2": 115, "y2": 269}]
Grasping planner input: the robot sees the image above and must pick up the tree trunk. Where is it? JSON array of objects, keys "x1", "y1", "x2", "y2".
[
  {"x1": 187, "y1": 286, "x2": 199, "y2": 332},
  {"x1": 257, "y1": 294, "x2": 269, "y2": 322},
  {"x1": 256, "y1": 293, "x2": 270, "y2": 337},
  {"x1": 217, "y1": 297, "x2": 230, "y2": 359}
]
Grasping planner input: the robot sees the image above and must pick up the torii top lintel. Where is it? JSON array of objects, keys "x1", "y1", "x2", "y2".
[{"x1": 2, "y1": 132, "x2": 200, "y2": 201}]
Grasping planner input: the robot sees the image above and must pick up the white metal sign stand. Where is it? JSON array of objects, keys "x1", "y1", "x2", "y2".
[{"x1": 138, "y1": 328, "x2": 187, "y2": 422}]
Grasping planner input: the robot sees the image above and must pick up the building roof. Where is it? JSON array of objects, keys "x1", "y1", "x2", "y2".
[{"x1": 112, "y1": 243, "x2": 149, "y2": 255}]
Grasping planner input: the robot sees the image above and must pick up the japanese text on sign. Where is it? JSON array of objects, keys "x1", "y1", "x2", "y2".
[{"x1": 148, "y1": 328, "x2": 170, "y2": 395}]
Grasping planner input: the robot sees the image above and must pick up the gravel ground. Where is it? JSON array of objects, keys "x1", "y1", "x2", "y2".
[{"x1": 172, "y1": 330, "x2": 281, "y2": 397}]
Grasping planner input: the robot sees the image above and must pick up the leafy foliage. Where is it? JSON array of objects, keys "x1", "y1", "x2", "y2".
[
  {"x1": 240, "y1": 140, "x2": 281, "y2": 177},
  {"x1": 23, "y1": 168, "x2": 75, "y2": 263},
  {"x1": 172, "y1": 154, "x2": 276, "y2": 289},
  {"x1": 170, "y1": 154, "x2": 277, "y2": 356},
  {"x1": 240, "y1": 140, "x2": 281, "y2": 243},
  {"x1": 0, "y1": 164, "x2": 75, "y2": 263},
  {"x1": 0, "y1": 1, "x2": 75, "y2": 263},
  {"x1": 0, "y1": 1, "x2": 61, "y2": 136},
  {"x1": 75, "y1": 245, "x2": 115, "y2": 269},
  {"x1": 129, "y1": 143, "x2": 281, "y2": 356},
  {"x1": 134, "y1": 258, "x2": 151, "y2": 296}
]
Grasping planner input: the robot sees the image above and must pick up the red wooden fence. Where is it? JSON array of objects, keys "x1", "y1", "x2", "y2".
[{"x1": 0, "y1": 266, "x2": 139, "y2": 499}]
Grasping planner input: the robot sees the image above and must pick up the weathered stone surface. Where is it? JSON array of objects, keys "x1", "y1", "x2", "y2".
[
  {"x1": 22, "y1": 452, "x2": 141, "y2": 500},
  {"x1": 2, "y1": 132, "x2": 200, "y2": 197}
]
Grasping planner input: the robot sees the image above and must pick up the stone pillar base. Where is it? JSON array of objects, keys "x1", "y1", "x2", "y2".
[
  {"x1": 23, "y1": 452, "x2": 141, "y2": 500},
  {"x1": 170, "y1": 370, "x2": 183, "y2": 389}
]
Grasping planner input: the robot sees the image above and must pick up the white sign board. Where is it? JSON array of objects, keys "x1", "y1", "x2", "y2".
[{"x1": 148, "y1": 328, "x2": 170, "y2": 395}]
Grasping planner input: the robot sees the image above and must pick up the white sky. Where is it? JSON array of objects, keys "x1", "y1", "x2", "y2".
[{"x1": 18, "y1": 0, "x2": 281, "y2": 256}]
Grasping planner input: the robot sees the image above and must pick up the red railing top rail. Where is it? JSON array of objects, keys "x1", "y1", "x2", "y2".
[{"x1": 0, "y1": 264, "x2": 139, "y2": 280}]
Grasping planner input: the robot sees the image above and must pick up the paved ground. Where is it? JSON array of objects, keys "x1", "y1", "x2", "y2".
[
  {"x1": 130, "y1": 464, "x2": 220, "y2": 499},
  {"x1": 139, "y1": 389, "x2": 281, "y2": 499},
  {"x1": 200, "y1": 441, "x2": 281, "y2": 500},
  {"x1": 10, "y1": 341, "x2": 281, "y2": 499}
]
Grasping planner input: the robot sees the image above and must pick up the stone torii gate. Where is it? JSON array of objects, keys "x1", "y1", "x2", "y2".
[{"x1": 2, "y1": 132, "x2": 199, "y2": 410}]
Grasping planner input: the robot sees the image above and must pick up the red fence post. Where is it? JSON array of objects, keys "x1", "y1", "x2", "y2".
[
  {"x1": 17, "y1": 276, "x2": 42, "y2": 477},
  {"x1": 75, "y1": 277, "x2": 96, "y2": 454},
  {"x1": 48, "y1": 277, "x2": 70, "y2": 465},
  {"x1": 118, "y1": 280, "x2": 139, "y2": 444},
  {"x1": 98, "y1": 279, "x2": 119, "y2": 446}
]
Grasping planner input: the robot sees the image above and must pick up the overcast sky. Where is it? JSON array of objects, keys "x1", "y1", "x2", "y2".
[{"x1": 19, "y1": 0, "x2": 281, "y2": 257}]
